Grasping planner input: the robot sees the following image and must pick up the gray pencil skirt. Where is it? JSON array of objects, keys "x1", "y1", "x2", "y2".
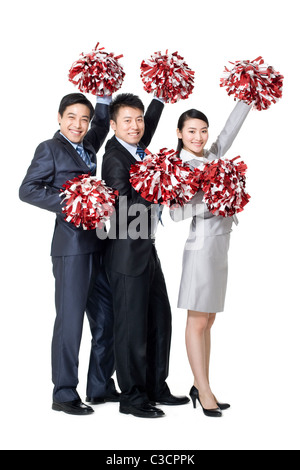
[{"x1": 177, "y1": 232, "x2": 231, "y2": 313}]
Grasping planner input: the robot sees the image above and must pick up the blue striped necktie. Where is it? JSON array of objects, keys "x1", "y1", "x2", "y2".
[
  {"x1": 76, "y1": 144, "x2": 93, "y2": 169},
  {"x1": 136, "y1": 145, "x2": 146, "y2": 160}
]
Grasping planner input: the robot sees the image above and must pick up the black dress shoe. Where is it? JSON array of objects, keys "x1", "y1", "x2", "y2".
[
  {"x1": 119, "y1": 402, "x2": 165, "y2": 418},
  {"x1": 52, "y1": 399, "x2": 94, "y2": 416},
  {"x1": 86, "y1": 390, "x2": 120, "y2": 404},
  {"x1": 153, "y1": 394, "x2": 190, "y2": 406}
]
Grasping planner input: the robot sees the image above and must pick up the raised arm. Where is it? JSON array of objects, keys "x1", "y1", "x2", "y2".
[
  {"x1": 209, "y1": 100, "x2": 251, "y2": 158},
  {"x1": 140, "y1": 98, "x2": 164, "y2": 148},
  {"x1": 84, "y1": 97, "x2": 111, "y2": 153}
]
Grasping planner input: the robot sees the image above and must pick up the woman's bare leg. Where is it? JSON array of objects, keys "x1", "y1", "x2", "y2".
[{"x1": 185, "y1": 310, "x2": 218, "y2": 410}]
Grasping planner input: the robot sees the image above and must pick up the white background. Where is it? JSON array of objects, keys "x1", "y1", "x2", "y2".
[{"x1": 1, "y1": 0, "x2": 299, "y2": 451}]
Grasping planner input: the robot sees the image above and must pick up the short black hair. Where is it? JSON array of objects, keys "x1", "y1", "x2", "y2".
[
  {"x1": 109, "y1": 93, "x2": 145, "y2": 122},
  {"x1": 58, "y1": 93, "x2": 95, "y2": 120},
  {"x1": 177, "y1": 108, "x2": 209, "y2": 153}
]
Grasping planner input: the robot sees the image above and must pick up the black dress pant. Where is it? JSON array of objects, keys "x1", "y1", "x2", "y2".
[
  {"x1": 107, "y1": 245, "x2": 172, "y2": 406},
  {"x1": 51, "y1": 253, "x2": 115, "y2": 403}
]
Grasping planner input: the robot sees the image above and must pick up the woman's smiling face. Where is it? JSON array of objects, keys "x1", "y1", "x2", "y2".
[{"x1": 177, "y1": 118, "x2": 209, "y2": 157}]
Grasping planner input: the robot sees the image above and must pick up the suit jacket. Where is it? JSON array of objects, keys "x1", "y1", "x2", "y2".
[
  {"x1": 101, "y1": 98, "x2": 164, "y2": 276},
  {"x1": 19, "y1": 103, "x2": 110, "y2": 256}
]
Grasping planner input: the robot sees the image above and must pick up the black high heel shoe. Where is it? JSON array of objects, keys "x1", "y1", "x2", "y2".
[
  {"x1": 213, "y1": 394, "x2": 230, "y2": 411},
  {"x1": 190, "y1": 386, "x2": 230, "y2": 411},
  {"x1": 189, "y1": 386, "x2": 222, "y2": 418}
]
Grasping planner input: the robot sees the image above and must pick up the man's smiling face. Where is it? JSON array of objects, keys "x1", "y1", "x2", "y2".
[
  {"x1": 58, "y1": 103, "x2": 91, "y2": 144},
  {"x1": 110, "y1": 106, "x2": 145, "y2": 145}
]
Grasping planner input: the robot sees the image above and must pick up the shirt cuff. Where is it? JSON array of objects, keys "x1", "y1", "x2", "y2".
[
  {"x1": 96, "y1": 95, "x2": 113, "y2": 105},
  {"x1": 153, "y1": 96, "x2": 165, "y2": 104}
]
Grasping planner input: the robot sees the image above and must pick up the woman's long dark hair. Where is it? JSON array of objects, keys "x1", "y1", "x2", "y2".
[{"x1": 176, "y1": 109, "x2": 209, "y2": 154}]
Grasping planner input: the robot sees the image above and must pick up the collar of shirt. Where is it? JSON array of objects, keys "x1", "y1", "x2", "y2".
[
  {"x1": 115, "y1": 137, "x2": 142, "y2": 161},
  {"x1": 180, "y1": 148, "x2": 210, "y2": 165}
]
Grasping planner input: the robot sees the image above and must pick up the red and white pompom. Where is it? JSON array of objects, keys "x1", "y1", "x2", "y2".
[
  {"x1": 140, "y1": 50, "x2": 195, "y2": 104},
  {"x1": 129, "y1": 148, "x2": 199, "y2": 206},
  {"x1": 220, "y1": 56, "x2": 284, "y2": 110},
  {"x1": 199, "y1": 156, "x2": 250, "y2": 217},
  {"x1": 68, "y1": 43, "x2": 125, "y2": 96},
  {"x1": 60, "y1": 174, "x2": 118, "y2": 230}
]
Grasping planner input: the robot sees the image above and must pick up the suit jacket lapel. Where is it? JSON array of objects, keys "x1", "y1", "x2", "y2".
[
  {"x1": 83, "y1": 139, "x2": 97, "y2": 164},
  {"x1": 54, "y1": 131, "x2": 93, "y2": 171},
  {"x1": 108, "y1": 136, "x2": 137, "y2": 167}
]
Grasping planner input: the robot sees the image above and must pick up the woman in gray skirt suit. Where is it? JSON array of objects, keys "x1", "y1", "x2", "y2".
[{"x1": 170, "y1": 100, "x2": 251, "y2": 417}]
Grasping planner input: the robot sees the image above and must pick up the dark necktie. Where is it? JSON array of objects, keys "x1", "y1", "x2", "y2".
[
  {"x1": 136, "y1": 145, "x2": 146, "y2": 160},
  {"x1": 76, "y1": 144, "x2": 93, "y2": 169}
]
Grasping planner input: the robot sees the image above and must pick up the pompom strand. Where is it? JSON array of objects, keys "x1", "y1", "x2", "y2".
[
  {"x1": 68, "y1": 42, "x2": 125, "y2": 96},
  {"x1": 60, "y1": 174, "x2": 118, "y2": 230},
  {"x1": 130, "y1": 148, "x2": 199, "y2": 206},
  {"x1": 200, "y1": 156, "x2": 250, "y2": 217},
  {"x1": 140, "y1": 50, "x2": 195, "y2": 104},
  {"x1": 220, "y1": 56, "x2": 284, "y2": 110}
]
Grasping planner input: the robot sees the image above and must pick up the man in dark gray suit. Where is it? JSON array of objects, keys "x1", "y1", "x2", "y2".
[
  {"x1": 19, "y1": 93, "x2": 119, "y2": 415},
  {"x1": 102, "y1": 94, "x2": 189, "y2": 418}
]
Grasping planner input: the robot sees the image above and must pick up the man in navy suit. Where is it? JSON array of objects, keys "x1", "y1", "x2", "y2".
[{"x1": 19, "y1": 93, "x2": 119, "y2": 415}]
